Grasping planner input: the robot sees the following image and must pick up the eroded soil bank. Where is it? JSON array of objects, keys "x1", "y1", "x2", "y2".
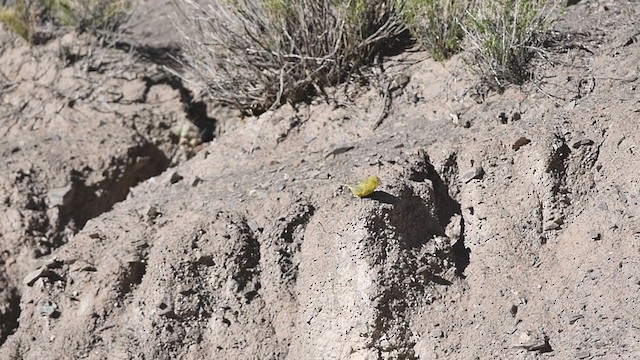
[{"x1": 1, "y1": 1, "x2": 639, "y2": 359}]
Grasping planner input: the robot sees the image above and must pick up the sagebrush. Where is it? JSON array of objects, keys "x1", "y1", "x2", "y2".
[
  {"x1": 172, "y1": 0, "x2": 406, "y2": 114},
  {"x1": 0, "y1": 0, "x2": 131, "y2": 43},
  {"x1": 0, "y1": 0, "x2": 36, "y2": 41},
  {"x1": 399, "y1": 0, "x2": 473, "y2": 61},
  {"x1": 49, "y1": 0, "x2": 132, "y2": 34},
  {"x1": 462, "y1": 0, "x2": 557, "y2": 88}
]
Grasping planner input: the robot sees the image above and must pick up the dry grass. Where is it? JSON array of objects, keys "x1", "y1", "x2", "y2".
[
  {"x1": 172, "y1": 0, "x2": 406, "y2": 115},
  {"x1": 399, "y1": 0, "x2": 473, "y2": 61},
  {"x1": 50, "y1": 0, "x2": 132, "y2": 35},
  {"x1": 0, "y1": 0, "x2": 38, "y2": 42},
  {"x1": 461, "y1": 0, "x2": 558, "y2": 89},
  {"x1": 0, "y1": 0, "x2": 132, "y2": 44}
]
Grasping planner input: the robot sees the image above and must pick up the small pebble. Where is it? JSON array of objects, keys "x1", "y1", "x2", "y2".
[
  {"x1": 37, "y1": 300, "x2": 58, "y2": 317},
  {"x1": 247, "y1": 219, "x2": 262, "y2": 233},
  {"x1": 157, "y1": 302, "x2": 177, "y2": 318},
  {"x1": 576, "y1": 350, "x2": 591, "y2": 359},
  {"x1": 569, "y1": 314, "x2": 584, "y2": 324},
  {"x1": 147, "y1": 206, "x2": 161, "y2": 218},
  {"x1": 572, "y1": 139, "x2": 594, "y2": 149},
  {"x1": 515, "y1": 331, "x2": 549, "y2": 351},
  {"x1": 498, "y1": 112, "x2": 508, "y2": 124},
  {"x1": 461, "y1": 166, "x2": 485, "y2": 183},
  {"x1": 450, "y1": 113, "x2": 460, "y2": 125},
  {"x1": 23, "y1": 267, "x2": 49, "y2": 286},
  {"x1": 47, "y1": 184, "x2": 73, "y2": 208},
  {"x1": 169, "y1": 172, "x2": 183, "y2": 184},
  {"x1": 544, "y1": 220, "x2": 561, "y2": 231},
  {"x1": 512, "y1": 137, "x2": 531, "y2": 151},
  {"x1": 509, "y1": 304, "x2": 518, "y2": 317}
]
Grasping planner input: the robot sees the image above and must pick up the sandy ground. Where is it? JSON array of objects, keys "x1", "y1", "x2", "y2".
[{"x1": 0, "y1": 0, "x2": 639, "y2": 359}]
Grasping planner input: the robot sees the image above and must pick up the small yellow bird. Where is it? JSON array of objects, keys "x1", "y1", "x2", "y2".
[{"x1": 345, "y1": 176, "x2": 381, "y2": 198}]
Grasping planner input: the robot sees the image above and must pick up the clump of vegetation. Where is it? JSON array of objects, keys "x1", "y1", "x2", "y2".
[
  {"x1": 49, "y1": 0, "x2": 132, "y2": 34},
  {"x1": 399, "y1": 0, "x2": 473, "y2": 61},
  {"x1": 0, "y1": 1, "x2": 37, "y2": 42},
  {"x1": 0, "y1": 0, "x2": 132, "y2": 43},
  {"x1": 461, "y1": 0, "x2": 557, "y2": 88},
  {"x1": 172, "y1": 0, "x2": 406, "y2": 115}
]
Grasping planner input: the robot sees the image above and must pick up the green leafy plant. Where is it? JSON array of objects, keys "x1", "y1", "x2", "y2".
[
  {"x1": 173, "y1": 0, "x2": 406, "y2": 115},
  {"x1": 399, "y1": 0, "x2": 473, "y2": 61},
  {"x1": 461, "y1": 0, "x2": 557, "y2": 88}
]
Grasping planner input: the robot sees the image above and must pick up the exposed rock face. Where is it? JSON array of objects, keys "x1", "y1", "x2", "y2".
[
  {"x1": 1, "y1": 1, "x2": 639, "y2": 359},
  {"x1": 0, "y1": 30, "x2": 201, "y2": 346}
]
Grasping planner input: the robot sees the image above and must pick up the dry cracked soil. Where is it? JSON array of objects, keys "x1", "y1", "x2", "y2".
[{"x1": 0, "y1": 0, "x2": 639, "y2": 359}]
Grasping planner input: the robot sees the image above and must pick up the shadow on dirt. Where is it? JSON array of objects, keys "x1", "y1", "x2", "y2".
[
  {"x1": 0, "y1": 285, "x2": 21, "y2": 345},
  {"x1": 422, "y1": 155, "x2": 470, "y2": 277},
  {"x1": 60, "y1": 142, "x2": 170, "y2": 233}
]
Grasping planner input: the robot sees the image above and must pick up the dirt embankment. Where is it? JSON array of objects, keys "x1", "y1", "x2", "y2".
[{"x1": 1, "y1": 1, "x2": 639, "y2": 359}]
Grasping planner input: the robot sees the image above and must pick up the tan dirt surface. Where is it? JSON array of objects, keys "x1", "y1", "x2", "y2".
[{"x1": 1, "y1": 0, "x2": 639, "y2": 359}]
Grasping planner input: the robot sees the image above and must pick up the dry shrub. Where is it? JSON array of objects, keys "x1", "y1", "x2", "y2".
[
  {"x1": 0, "y1": 0, "x2": 132, "y2": 43},
  {"x1": 0, "y1": 0, "x2": 39, "y2": 42},
  {"x1": 462, "y1": 0, "x2": 558, "y2": 88},
  {"x1": 399, "y1": 0, "x2": 473, "y2": 61},
  {"x1": 172, "y1": 0, "x2": 405, "y2": 115},
  {"x1": 48, "y1": 0, "x2": 132, "y2": 34}
]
